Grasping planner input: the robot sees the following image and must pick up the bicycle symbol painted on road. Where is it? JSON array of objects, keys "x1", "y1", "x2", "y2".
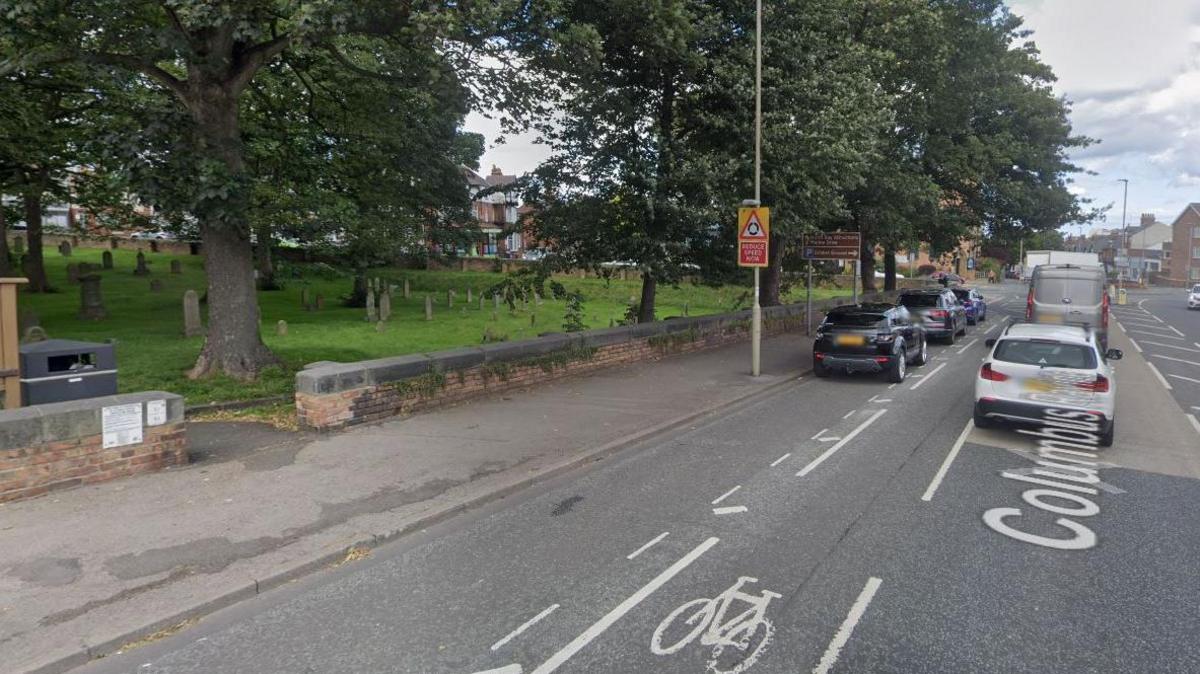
[{"x1": 650, "y1": 576, "x2": 781, "y2": 674}]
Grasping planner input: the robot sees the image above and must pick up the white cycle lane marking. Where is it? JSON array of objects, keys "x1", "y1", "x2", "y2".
[
  {"x1": 1146, "y1": 362, "x2": 1174, "y2": 390},
  {"x1": 491, "y1": 604, "x2": 561, "y2": 652},
  {"x1": 908, "y1": 362, "x2": 946, "y2": 390},
  {"x1": 651, "y1": 575, "x2": 781, "y2": 674},
  {"x1": 627, "y1": 532, "x2": 670, "y2": 560},
  {"x1": 921, "y1": 420, "x2": 974, "y2": 502},
  {"x1": 812, "y1": 577, "x2": 883, "y2": 674},
  {"x1": 797, "y1": 410, "x2": 888, "y2": 477},
  {"x1": 712, "y1": 485, "x2": 742, "y2": 505}
]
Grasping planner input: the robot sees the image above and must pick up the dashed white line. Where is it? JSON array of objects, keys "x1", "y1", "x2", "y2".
[
  {"x1": 842, "y1": 410, "x2": 855, "y2": 420},
  {"x1": 873, "y1": 398, "x2": 893, "y2": 403},
  {"x1": 1167, "y1": 373, "x2": 1200, "y2": 384},
  {"x1": 770, "y1": 452, "x2": 792, "y2": 467},
  {"x1": 627, "y1": 532, "x2": 670, "y2": 560},
  {"x1": 956, "y1": 338, "x2": 978, "y2": 352},
  {"x1": 1146, "y1": 362, "x2": 1174, "y2": 390},
  {"x1": 812, "y1": 428, "x2": 829, "y2": 440},
  {"x1": 921, "y1": 420, "x2": 974, "y2": 502},
  {"x1": 472, "y1": 665, "x2": 523, "y2": 674},
  {"x1": 529, "y1": 537, "x2": 719, "y2": 674},
  {"x1": 1129, "y1": 330, "x2": 1183, "y2": 340},
  {"x1": 1140, "y1": 340, "x2": 1200, "y2": 353},
  {"x1": 984, "y1": 324, "x2": 998, "y2": 335},
  {"x1": 909, "y1": 363, "x2": 947, "y2": 390},
  {"x1": 1169, "y1": 325, "x2": 1185, "y2": 337},
  {"x1": 797, "y1": 410, "x2": 888, "y2": 477},
  {"x1": 812, "y1": 577, "x2": 884, "y2": 674},
  {"x1": 1153, "y1": 354, "x2": 1200, "y2": 368},
  {"x1": 491, "y1": 604, "x2": 561, "y2": 652},
  {"x1": 712, "y1": 505, "x2": 748, "y2": 515},
  {"x1": 711, "y1": 485, "x2": 742, "y2": 505},
  {"x1": 1129, "y1": 338, "x2": 1143, "y2": 353},
  {"x1": 818, "y1": 436, "x2": 841, "y2": 442},
  {"x1": 887, "y1": 383, "x2": 898, "y2": 390}
]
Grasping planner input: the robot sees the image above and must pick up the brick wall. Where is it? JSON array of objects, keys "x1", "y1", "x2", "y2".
[
  {"x1": 0, "y1": 392, "x2": 186, "y2": 503},
  {"x1": 296, "y1": 295, "x2": 914, "y2": 431}
]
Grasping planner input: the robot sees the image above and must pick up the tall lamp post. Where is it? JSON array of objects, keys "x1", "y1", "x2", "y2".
[
  {"x1": 1118, "y1": 178, "x2": 1129, "y2": 286},
  {"x1": 749, "y1": 0, "x2": 763, "y2": 377}
]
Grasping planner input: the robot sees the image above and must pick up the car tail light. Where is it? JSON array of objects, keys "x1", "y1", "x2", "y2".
[
  {"x1": 815, "y1": 352, "x2": 825, "y2": 360},
  {"x1": 1101, "y1": 292, "x2": 1110, "y2": 329},
  {"x1": 980, "y1": 363, "x2": 1010, "y2": 381},
  {"x1": 1026, "y1": 290, "x2": 1034, "y2": 320},
  {"x1": 930, "y1": 310, "x2": 948, "y2": 319},
  {"x1": 874, "y1": 356, "x2": 890, "y2": 363},
  {"x1": 1076, "y1": 374, "x2": 1110, "y2": 393}
]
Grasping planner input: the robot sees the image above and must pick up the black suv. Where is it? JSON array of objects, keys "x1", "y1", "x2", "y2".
[
  {"x1": 813, "y1": 303, "x2": 928, "y2": 383},
  {"x1": 897, "y1": 289, "x2": 967, "y2": 343}
]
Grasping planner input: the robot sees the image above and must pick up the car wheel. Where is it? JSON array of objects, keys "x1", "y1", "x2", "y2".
[
  {"x1": 967, "y1": 316, "x2": 977, "y2": 326},
  {"x1": 886, "y1": 352, "x2": 906, "y2": 383},
  {"x1": 945, "y1": 326, "x2": 956, "y2": 345},
  {"x1": 813, "y1": 358, "x2": 831, "y2": 378},
  {"x1": 1099, "y1": 420, "x2": 1114, "y2": 447},
  {"x1": 973, "y1": 406, "x2": 994, "y2": 429},
  {"x1": 979, "y1": 309, "x2": 987, "y2": 322},
  {"x1": 957, "y1": 319, "x2": 967, "y2": 336},
  {"x1": 911, "y1": 337, "x2": 928, "y2": 366}
]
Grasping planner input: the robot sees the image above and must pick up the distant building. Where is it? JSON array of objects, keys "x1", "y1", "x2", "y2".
[
  {"x1": 461, "y1": 165, "x2": 523, "y2": 257},
  {"x1": 1166, "y1": 203, "x2": 1200, "y2": 285},
  {"x1": 1126, "y1": 213, "x2": 1173, "y2": 282}
]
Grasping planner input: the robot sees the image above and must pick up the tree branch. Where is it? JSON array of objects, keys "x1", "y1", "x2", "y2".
[
  {"x1": 230, "y1": 34, "x2": 294, "y2": 95},
  {"x1": 83, "y1": 52, "x2": 189, "y2": 102}
]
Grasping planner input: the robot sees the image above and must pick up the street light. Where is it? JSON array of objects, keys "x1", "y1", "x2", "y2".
[
  {"x1": 1118, "y1": 178, "x2": 1129, "y2": 285},
  {"x1": 749, "y1": 0, "x2": 763, "y2": 377}
]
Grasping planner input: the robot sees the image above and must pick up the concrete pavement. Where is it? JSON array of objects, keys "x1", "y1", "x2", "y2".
[
  {"x1": 0, "y1": 330, "x2": 811, "y2": 674},
  {"x1": 69, "y1": 282, "x2": 1200, "y2": 674}
]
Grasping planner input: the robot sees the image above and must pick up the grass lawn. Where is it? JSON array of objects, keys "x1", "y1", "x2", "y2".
[{"x1": 15, "y1": 248, "x2": 847, "y2": 405}]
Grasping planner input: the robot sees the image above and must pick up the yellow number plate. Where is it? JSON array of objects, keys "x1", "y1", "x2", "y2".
[
  {"x1": 1036, "y1": 313, "x2": 1063, "y2": 323},
  {"x1": 1023, "y1": 378, "x2": 1056, "y2": 392},
  {"x1": 836, "y1": 335, "x2": 866, "y2": 346}
]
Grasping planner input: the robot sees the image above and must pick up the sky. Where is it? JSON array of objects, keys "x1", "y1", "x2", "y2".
[{"x1": 465, "y1": 1, "x2": 1200, "y2": 234}]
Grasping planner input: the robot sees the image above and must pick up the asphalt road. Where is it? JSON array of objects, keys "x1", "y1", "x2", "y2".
[
  {"x1": 79, "y1": 286, "x2": 1200, "y2": 674},
  {"x1": 1116, "y1": 288, "x2": 1200, "y2": 421}
]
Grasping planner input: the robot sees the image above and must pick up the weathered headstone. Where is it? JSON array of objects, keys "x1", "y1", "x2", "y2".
[
  {"x1": 170, "y1": 259, "x2": 182, "y2": 274},
  {"x1": 366, "y1": 288, "x2": 377, "y2": 321},
  {"x1": 424, "y1": 294, "x2": 433, "y2": 320},
  {"x1": 71, "y1": 235, "x2": 79, "y2": 247},
  {"x1": 21, "y1": 326, "x2": 48, "y2": 343},
  {"x1": 491, "y1": 311, "x2": 498, "y2": 322},
  {"x1": 447, "y1": 289, "x2": 454, "y2": 309},
  {"x1": 78, "y1": 274, "x2": 107, "y2": 320},
  {"x1": 101, "y1": 250, "x2": 113, "y2": 269},
  {"x1": 403, "y1": 278, "x2": 411, "y2": 299},
  {"x1": 479, "y1": 296, "x2": 485, "y2": 311},
  {"x1": 300, "y1": 287, "x2": 310, "y2": 308},
  {"x1": 182, "y1": 290, "x2": 203, "y2": 337},
  {"x1": 276, "y1": 319, "x2": 288, "y2": 336},
  {"x1": 467, "y1": 287, "x2": 473, "y2": 303},
  {"x1": 150, "y1": 279, "x2": 164, "y2": 293},
  {"x1": 494, "y1": 293, "x2": 501, "y2": 309},
  {"x1": 66, "y1": 263, "x2": 81, "y2": 284},
  {"x1": 59, "y1": 241, "x2": 72, "y2": 257},
  {"x1": 379, "y1": 291, "x2": 392, "y2": 321},
  {"x1": 375, "y1": 320, "x2": 386, "y2": 333},
  {"x1": 460, "y1": 258, "x2": 468, "y2": 272},
  {"x1": 315, "y1": 294, "x2": 325, "y2": 310},
  {"x1": 11, "y1": 236, "x2": 22, "y2": 254},
  {"x1": 109, "y1": 237, "x2": 119, "y2": 249},
  {"x1": 133, "y1": 251, "x2": 150, "y2": 275}
]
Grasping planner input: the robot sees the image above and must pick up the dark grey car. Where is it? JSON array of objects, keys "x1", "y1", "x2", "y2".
[{"x1": 897, "y1": 289, "x2": 967, "y2": 344}]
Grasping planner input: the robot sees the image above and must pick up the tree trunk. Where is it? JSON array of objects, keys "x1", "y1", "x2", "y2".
[
  {"x1": 344, "y1": 267, "x2": 368, "y2": 308},
  {"x1": 0, "y1": 199, "x2": 11, "y2": 278},
  {"x1": 186, "y1": 85, "x2": 277, "y2": 380},
  {"x1": 760, "y1": 232, "x2": 784, "y2": 306},
  {"x1": 254, "y1": 222, "x2": 279, "y2": 290},
  {"x1": 637, "y1": 274, "x2": 657, "y2": 323},
  {"x1": 883, "y1": 243, "x2": 897, "y2": 291},
  {"x1": 859, "y1": 234, "x2": 877, "y2": 292},
  {"x1": 22, "y1": 189, "x2": 50, "y2": 292}
]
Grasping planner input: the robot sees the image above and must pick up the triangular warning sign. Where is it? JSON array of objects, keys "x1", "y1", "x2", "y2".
[{"x1": 741, "y1": 211, "x2": 766, "y2": 238}]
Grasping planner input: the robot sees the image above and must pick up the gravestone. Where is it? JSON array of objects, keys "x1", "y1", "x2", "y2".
[
  {"x1": 535, "y1": 291, "x2": 542, "y2": 306},
  {"x1": 170, "y1": 259, "x2": 182, "y2": 274},
  {"x1": 315, "y1": 294, "x2": 325, "y2": 310},
  {"x1": 379, "y1": 291, "x2": 391, "y2": 321},
  {"x1": 182, "y1": 290, "x2": 203, "y2": 337},
  {"x1": 376, "y1": 321, "x2": 386, "y2": 333},
  {"x1": 447, "y1": 289, "x2": 454, "y2": 309},
  {"x1": 403, "y1": 278, "x2": 411, "y2": 299},
  {"x1": 150, "y1": 279, "x2": 163, "y2": 293},
  {"x1": 150, "y1": 240, "x2": 159, "y2": 253},
  {"x1": 683, "y1": 301, "x2": 689, "y2": 317},
  {"x1": 71, "y1": 235, "x2": 79, "y2": 246},
  {"x1": 494, "y1": 293, "x2": 501, "y2": 309},
  {"x1": 479, "y1": 296, "x2": 485, "y2": 311},
  {"x1": 467, "y1": 287, "x2": 473, "y2": 303},
  {"x1": 11, "y1": 236, "x2": 22, "y2": 254},
  {"x1": 59, "y1": 241, "x2": 72, "y2": 257},
  {"x1": 491, "y1": 311, "x2": 498, "y2": 322},
  {"x1": 78, "y1": 274, "x2": 107, "y2": 320},
  {"x1": 276, "y1": 320, "x2": 288, "y2": 336},
  {"x1": 66, "y1": 263, "x2": 81, "y2": 284},
  {"x1": 110, "y1": 237, "x2": 119, "y2": 250},
  {"x1": 21, "y1": 326, "x2": 48, "y2": 343},
  {"x1": 530, "y1": 313, "x2": 537, "y2": 326},
  {"x1": 102, "y1": 250, "x2": 113, "y2": 269},
  {"x1": 366, "y1": 288, "x2": 377, "y2": 321},
  {"x1": 133, "y1": 251, "x2": 150, "y2": 275},
  {"x1": 300, "y1": 287, "x2": 310, "y2": 308},
  {"x1": 425, "y1": 295, "x2": 433, "y2": 321}
]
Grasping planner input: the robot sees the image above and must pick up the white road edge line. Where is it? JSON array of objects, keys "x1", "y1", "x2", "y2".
[
  {"x1": 797, "y1": 410, "x2": 888, "y2": 477},
  {"x1": 626, "y1": 532, "x2": 669, "y2": 560},
  {"x1": 491, "y1": 604, "x2": 561, "y2": 652},
  {"x1": 770, "y1": 452, "x2": 792, "y2": 467},
  {"x1": 1146, "y1": 362, "x2": 1174, "y2": 390},
  {"x1": 711, "y1": 485, "x2": 742, "y2": 505},
  {"x1": 1167, "y1": 373, "x2": 1200, "y2": 384},
  {"x1": 530, "y1": 537, "x2": 719, "y2": 674},
  {"x1": 1153, "y1": 354, "x2": 1200, "y2": 367},
  {"x1": 472, "y1": 665, "x2": 523, "y2": 674},
  {"x1": 811, "y1": 428, "x2": 829, "y2": 440},
  {"x1": 1129, "y1": 330, "x2": 1183, "y2": 340},
  {"x1": 909, "y1": 363, "x2": 947, "y2": 390},
  {"x1": 812, "y1": 577, "x2": 884, "y2": 674},
  {"x1": 921, "y1": 420, "x2": 973, "y2": 502},
  {"x1": 1129, "y1": 338, "x2": 1143, "y2": 353},
  {"x1": 1140, "y1": 340, "x2": 1200, "y2": 353},
  {"x1": 712, "y1": 505, "x2": 748, "y2": 515},
  {"x1": 1187, "y1": 414, "x2": 1200, "y2": 437}
]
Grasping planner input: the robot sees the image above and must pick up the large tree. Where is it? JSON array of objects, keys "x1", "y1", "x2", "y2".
[{"x1": 0, "y1": 0, "x2": 546, "y2": 379}]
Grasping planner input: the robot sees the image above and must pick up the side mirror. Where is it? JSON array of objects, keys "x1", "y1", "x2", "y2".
[
  {"x1": 985, "y1": 338, "x2": 997, "y2": 348},
  {"x1": 1105, "y1": 348, "x2": 1123, "y2": 361}
]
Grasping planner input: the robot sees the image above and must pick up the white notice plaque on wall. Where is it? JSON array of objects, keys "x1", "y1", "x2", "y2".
[
  {"x1": 102, "y1": 403, "x2": 143, "y2": 448},
  {"x1": 146, "y1": 400, "x2": 167, "y2": 426}
]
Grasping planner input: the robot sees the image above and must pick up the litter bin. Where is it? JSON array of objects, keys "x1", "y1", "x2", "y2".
[
  {"x1": 19, "y1": 339, "x2": 117, "y2": 405},
  {"x1": 1117, "y1": 288, "x2": 1128, "y2": 306}
]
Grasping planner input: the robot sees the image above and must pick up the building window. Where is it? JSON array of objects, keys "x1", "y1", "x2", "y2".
[
  {"x1": 485, "y1": 232, "x2": 497, "y2": 255},
  {"x1": 1193, "y1": 226, "x2": 1200, "y2": 238},
  {"x1": 1193, "y1": 246, "x2": 1200, "y2": 259},
  {"x1": 1192, "y1": 268, "x2": 1200, "y2": 281}
]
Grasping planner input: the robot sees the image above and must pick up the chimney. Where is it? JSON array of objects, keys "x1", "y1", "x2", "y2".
[
  {"x1": 1140, "y1": 213, "x2": 1155, "y2": 227},
  {"x1": 491, "y1": 165, "x2": 503, "y2": 176}
]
